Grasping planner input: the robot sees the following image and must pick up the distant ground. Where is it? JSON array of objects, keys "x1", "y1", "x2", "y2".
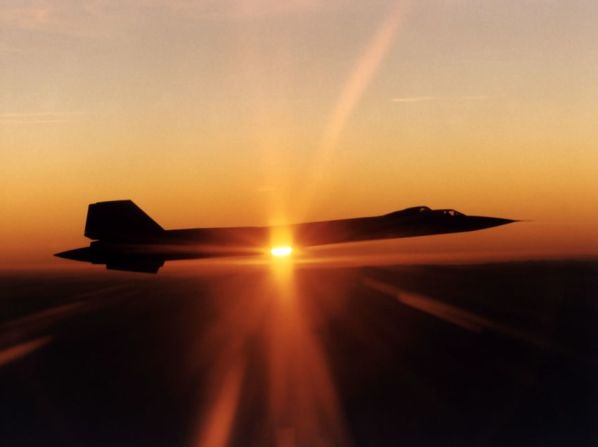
[{"x1": 1, "y1": 260, "x2": 597, "y2": 446}]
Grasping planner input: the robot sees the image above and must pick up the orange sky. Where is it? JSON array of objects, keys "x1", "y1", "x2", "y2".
[{"x1": 1, "y1": 0, "x2": 597, "y2": 266}]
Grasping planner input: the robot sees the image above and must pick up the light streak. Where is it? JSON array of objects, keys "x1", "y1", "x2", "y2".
[{"x1": 299, "y1": 0, "x2": 408, "y2": 216}]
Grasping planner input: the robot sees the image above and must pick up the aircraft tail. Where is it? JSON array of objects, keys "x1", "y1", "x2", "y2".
[{"x1": 84, "y1": 200, "x2": 164, "y2": 241}]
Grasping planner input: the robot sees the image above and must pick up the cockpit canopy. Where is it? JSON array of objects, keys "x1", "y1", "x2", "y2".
[
  {"x1": 384, "y1": 206, "x2": 431, "y2": 218},
  {"x1": 384, "y1": 207, "x2": 465, "y2": 218},
  {"x1": 437, "y1": 209, "x2": 464, "y2": 217}
]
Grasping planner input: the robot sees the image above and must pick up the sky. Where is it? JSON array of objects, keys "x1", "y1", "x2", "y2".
[{"x1": 1, "y1": 0, "x2": 597, "y2": 266}]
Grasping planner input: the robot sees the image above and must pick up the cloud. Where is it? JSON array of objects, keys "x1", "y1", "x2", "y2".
[
  {"x1": 171, "y1": 0, "x2": 330, "y2": 19},
  {"x1": 391, "y1": 95, "x2": 492, "y2": 103},
  {"x1": 0, "y1": 112, "x2": 80, "y2": 124},
  {"x1": 0, "y1": 337, "x2": 52, "y2": 367},
  {"x1": 0, "y1": 0, "x2": 342, "y2": 37},
  {"x1": 0, "y1": 1, "x2": 108, "y2": 37},
  {"x1": 0, "y1": 2, "x2": 50, "y2": 31}
]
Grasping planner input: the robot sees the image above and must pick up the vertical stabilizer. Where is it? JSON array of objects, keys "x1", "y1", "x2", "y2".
[{"x1": 84, "y1": 200, "x2": 163, "y2": 241}]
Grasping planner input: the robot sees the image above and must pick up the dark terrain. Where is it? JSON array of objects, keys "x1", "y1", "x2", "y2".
[{"x1": 1, "y1": 260, "x2": 596, "y2": 446}]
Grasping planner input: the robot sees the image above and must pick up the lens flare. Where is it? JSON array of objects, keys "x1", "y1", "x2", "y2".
[{"x1": 271, "y1": 246, "x2": 293, "y2": 257}]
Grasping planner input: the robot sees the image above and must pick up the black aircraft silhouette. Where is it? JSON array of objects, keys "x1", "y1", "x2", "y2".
[{"x1": 55, "y1": 200, "x2": 515, "y2": 273}]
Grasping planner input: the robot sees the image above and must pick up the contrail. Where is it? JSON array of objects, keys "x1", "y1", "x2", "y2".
[{"x1": 299, "y1": 0, "x2": 408, "y2": 217}]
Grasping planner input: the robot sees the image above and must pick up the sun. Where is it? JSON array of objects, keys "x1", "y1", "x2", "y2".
[{"x1": 270, "y1": 246, "x2": 293, "y2": 257}]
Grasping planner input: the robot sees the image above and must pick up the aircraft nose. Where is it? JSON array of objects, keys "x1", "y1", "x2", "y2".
[
  {"x1": 54, "y1": 247, "x2": 94, "y2": 262},
  {"x1": 478, "y1": 217, "x2": 517, "y2": 229}
]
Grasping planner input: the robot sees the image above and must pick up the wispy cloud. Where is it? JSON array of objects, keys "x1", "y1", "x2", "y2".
[
  {"x1": 0, "y1": 0, "x2": 341, "y2": 38},
  {"x1": 0, "y1": 41, "x2": 25, "y2": 53},
  {"x1": 0, "y1": 1, "x2": 107, "y2": 38},
  {"x1": 172, "y1": 0, "x2": 332, "y2": 19},
  {"x1": 0, "y1": 112, "x2": 80, "y2": 124},
  {"x1": 0, "y1": 3, "x2": 50, "y2": 31},
  {"x1": 391, "y1": 95, "x2": 492, "y2": 103},
  {"x1": 0, "y1": 337, "x2": 52, "y2": 367}
]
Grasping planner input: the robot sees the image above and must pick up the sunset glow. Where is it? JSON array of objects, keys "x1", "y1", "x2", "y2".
[
  {"x1": 1, "y1": 0, "x2": 596, "y2": 267},
  {"x1": 1, "y1": 2, "x2": 596, "y2": 445}
]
